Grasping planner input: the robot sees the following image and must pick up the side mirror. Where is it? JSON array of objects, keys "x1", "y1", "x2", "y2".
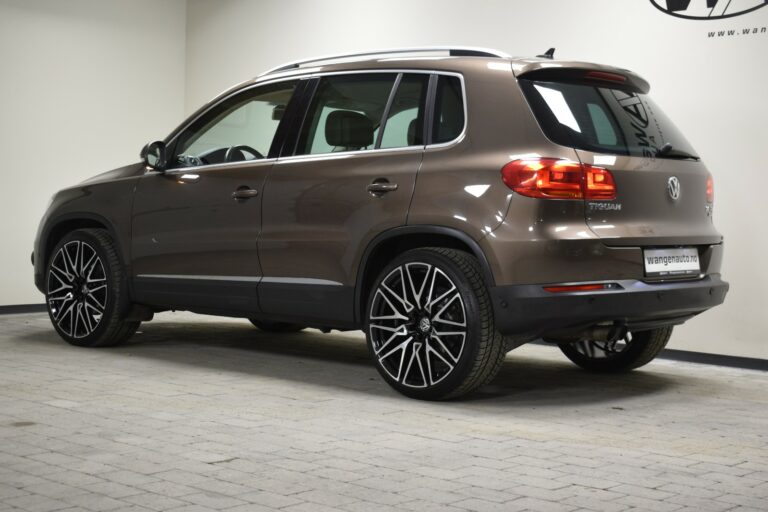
[{"x1": 140, "y1": 140, "x2": 167, "y2": 171}]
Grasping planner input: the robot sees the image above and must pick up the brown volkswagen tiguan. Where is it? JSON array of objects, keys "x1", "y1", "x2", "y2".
[{"x1": 33, "y1": 47, "x2": 728, "y2": 399}]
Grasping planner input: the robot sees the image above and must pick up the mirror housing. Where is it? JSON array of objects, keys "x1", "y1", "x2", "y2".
[{"x1": 140, "y1": 140, "x2": 167, "y2": 171}]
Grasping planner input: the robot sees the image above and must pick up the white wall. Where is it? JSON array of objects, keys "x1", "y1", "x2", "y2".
[
  {"x1": 185, "y1": 0, "x2": 766, "y2": 359},
  {"x1": 0, "y1": 0, "x2": 187, "y2": 304}
]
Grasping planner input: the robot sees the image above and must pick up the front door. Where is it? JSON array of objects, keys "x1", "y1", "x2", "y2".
[
  {"x1": 258, "y1": 72, "x2": 430, "y2": 325},
  {"x1": 131, "y1": 80, "x2": 299, "y2": 313}
]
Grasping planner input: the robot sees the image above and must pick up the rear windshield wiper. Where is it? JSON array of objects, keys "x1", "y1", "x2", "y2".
[{"x1": 657, "y1": 143, "x2": 699, "y2": 161}]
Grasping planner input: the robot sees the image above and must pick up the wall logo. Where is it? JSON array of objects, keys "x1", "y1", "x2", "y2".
[{"x1": 650, "y1": 0, "x2": 767, "y2": 20}]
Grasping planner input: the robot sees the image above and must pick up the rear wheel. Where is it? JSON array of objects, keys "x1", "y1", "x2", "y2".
[
  {"x1": 249, "y1": 319, "x2": 305, "y2": 333},
  {"x1": 365, "y1": 248, "x2": 506, "y2": 400},
  {"x1": 558, "y1": 326, "x2": 673, "y2": 373},
  {"x1": 46, "y1": 229, "x2": 139, "y2": 347}
]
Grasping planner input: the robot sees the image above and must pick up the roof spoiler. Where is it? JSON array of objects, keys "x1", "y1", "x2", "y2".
[{"x1": 516, "y1": 65, "x2": 650, "y2": 94}]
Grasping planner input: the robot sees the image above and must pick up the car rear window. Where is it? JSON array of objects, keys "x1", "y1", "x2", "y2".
[{"x1": 520, "y1": 79, "x2": 697, "y2": 159}]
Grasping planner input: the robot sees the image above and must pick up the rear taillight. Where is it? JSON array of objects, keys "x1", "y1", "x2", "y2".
[
  {"x1": 585, "y1": 166, "x2": 617, "y2": 200},
  {"x1": 706, "y1": 173, "x2": 714, "y2": 203},
  {"x1": 501, "y1": 158, "x2": 616, "y2": 200}
]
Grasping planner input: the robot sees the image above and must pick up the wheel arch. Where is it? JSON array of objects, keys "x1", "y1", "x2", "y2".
[
  {"x1": 36, "y1": 213, "x2": 127, "y2": 293},
  {"x1": 354, "y1": 225, "x2": 495, "y2": 323}
]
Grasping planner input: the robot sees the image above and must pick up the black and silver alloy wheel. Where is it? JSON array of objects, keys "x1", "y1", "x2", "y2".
[
  {"x1": 558, "y1": 326, "x2": 673, "y2": 373},
  {"x1": 365, "y1": 248, "x2": 506, "y2": 400},
  {"x1": 369, "y1": 262, "x2": 467, "y2": 388},
  {"x1": 46, "y1": 229, "x2": 139, "y2": 347},
  {"x1": 47, "y1": 240, "x2": 107, "y2": 339}
]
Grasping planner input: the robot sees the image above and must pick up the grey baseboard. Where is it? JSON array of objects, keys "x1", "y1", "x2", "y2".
[
  {"x1": 658, "y1": 349, "x2": 768, "y2": 371},
  {"x1": 0, "y1": 304, "x2": 46, "y2": 314},
  {"x1": 532, "y1": 340, "x2": 767, "y2": 372}
]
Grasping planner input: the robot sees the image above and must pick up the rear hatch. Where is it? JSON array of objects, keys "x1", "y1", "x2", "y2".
[{"x1": 518, "y1": 68, "x2": 721, "y2": 250}]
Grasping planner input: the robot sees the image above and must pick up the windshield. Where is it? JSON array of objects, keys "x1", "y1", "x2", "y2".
[{"x1": 520, "y1": 79, "x2": 698, "y2": 159}]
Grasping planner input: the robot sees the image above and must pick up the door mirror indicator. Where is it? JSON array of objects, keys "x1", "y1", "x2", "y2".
[{"x1": 141, "y1": 141, "x2": 167, "y2": 171}]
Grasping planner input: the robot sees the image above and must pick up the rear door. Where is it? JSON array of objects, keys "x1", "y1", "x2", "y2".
[
  {"x1": 520, "y1": 78, "x2": 720, "y2": 247},
  {"x1": 258, "y1": 72, "x2": 429, "y2": 325}
]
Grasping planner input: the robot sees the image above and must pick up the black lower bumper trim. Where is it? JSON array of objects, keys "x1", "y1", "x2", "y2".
[{"x1": 490, "y1": 275, "x2": 728, "y2": 336}]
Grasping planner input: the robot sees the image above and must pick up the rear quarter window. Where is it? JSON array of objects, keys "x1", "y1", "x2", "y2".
[{"x1": 431, "y1": 75, "x2": 465, "y2": 144}]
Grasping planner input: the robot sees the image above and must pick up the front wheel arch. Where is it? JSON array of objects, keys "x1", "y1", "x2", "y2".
[{"x1": 37, "y1": 213, "x2": 128, "y2": 294}]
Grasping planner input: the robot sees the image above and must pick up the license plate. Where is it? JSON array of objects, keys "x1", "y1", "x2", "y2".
[{"x1": 643, "y1": 247, "x2": 700, "y2": 277}]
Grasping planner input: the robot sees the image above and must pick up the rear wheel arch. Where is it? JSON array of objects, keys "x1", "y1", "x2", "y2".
[{"x1": 354, "y1": 226, "x2": 495, "y2": 323}]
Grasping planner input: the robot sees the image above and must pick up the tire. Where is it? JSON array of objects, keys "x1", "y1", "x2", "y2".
[
  {"x1": 249, "y1": 319, "x2": 305, "y2": 333},
  {"x1": 364, "y1": 248, "x2": 506, "y2": 400},
  {"x1": 558, "y1": 326, "x2": 673, "y2": 373},
  {"x1": 45, "y1": 229, "x2": 139, "y2": 347}
]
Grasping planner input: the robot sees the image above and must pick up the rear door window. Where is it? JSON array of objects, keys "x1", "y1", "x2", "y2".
[
  {"x1": 295, "y1": 74, "x2": 397, "y2": 155},
  {"x1": 378, "y1": 74, "x2": 430, "y2": 149},
  {"x1": 520, "y1": 80, "x2": 697, "y2": 159}
]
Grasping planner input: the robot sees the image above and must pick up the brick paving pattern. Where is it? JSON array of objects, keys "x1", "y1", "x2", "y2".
[{"x1": 0, "y1": 312, "x2": 766, "y2": 511}]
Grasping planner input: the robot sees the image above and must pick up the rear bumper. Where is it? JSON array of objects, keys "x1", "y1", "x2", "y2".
[{"x1": 490, "y1": 274, "x2": 729, "y2": 336}]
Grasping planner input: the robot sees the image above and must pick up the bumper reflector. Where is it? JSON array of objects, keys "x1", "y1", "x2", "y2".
[{"x1": 544, "y1": 283, "x2": 620, "y2": 293}]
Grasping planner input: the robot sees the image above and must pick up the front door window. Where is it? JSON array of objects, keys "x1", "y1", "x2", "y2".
[{"x1": 174, "y1": 81, "x2": 297, "y2": 167}]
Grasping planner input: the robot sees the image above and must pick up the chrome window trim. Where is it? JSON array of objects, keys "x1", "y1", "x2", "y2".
[
  {"x1": 275, "y1": 144, "x2": 424, "y2": 165},
  {"x1": 155, "y1": 157, "x2": 278, "y2": 176},
  {"x1": 165, "y1": 69, "x2": 468, "y2": 171}
]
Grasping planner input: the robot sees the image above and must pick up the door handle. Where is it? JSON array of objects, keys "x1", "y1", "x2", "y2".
[
  {"x1": 367, "y1": 179, "x2": 398, "y2": 196},
  {"x1": 232, "y1": 187, "x2": 259, "y2": 200}
]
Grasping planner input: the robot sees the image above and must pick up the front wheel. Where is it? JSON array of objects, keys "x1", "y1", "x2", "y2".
[
  {"x1": 558, "y1": 326, "x2": 673, "y2": 373},
  {"x1": 365, "y1": 248, "x2": 506, "y2": 400},
  {"x1": 46, "y1": 229, "x2": 139, "y2": 347}
]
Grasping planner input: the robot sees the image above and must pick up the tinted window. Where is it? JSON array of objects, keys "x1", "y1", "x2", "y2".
[
  {"x1": 378, "y1": 74, "x2": 429, "y2": 149},
  {"x1": 296, "y1": 74, "x2": 397, "y2": 155},
  {"x1": 432, "y1": 75, "x2": 464, "y2": 144},
  {"x1": 175, "y1": 81, "x2": 297, "y2": 167},
  {"x1": 520, "y1": 80, "x2": 697, "y2": 159}
]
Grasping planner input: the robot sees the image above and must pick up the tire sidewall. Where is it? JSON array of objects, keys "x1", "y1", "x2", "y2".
[
  {"x1": 45, "y1": 230, "x2": 123, "y2": 347},
  {"x1": 364, "y1": 249, "x2": 483, "y2": 400}
]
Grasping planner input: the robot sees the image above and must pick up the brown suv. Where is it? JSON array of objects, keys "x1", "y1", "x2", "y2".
[{"x1": 33, "y1": 47, "x2": 728, "y2": 399}]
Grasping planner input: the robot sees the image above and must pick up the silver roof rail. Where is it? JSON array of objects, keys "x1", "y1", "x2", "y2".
[{"x1": 259, "y1": 46, "x2": 512, "y2": 77}]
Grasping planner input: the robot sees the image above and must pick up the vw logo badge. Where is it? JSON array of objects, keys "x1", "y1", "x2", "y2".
[{"x1": 667, "y1": 176, "x2": 681, "y2": 200}]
